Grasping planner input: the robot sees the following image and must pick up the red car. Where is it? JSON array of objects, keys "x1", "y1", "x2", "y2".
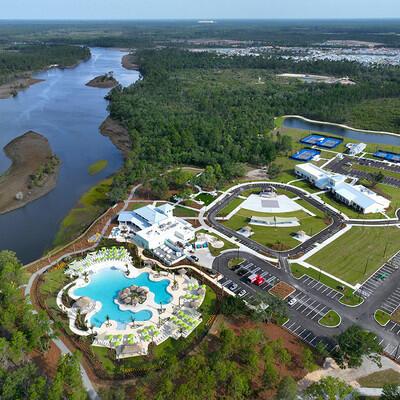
[{"x1": 248, "y1": 273, "x2": 265, "y2": 286}]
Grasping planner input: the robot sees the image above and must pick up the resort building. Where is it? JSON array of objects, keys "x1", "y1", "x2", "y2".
[
  {"x1": 346, "y1": 142, "x2": 367, "y2": 156},
  {"x1": 295, "y1": 163, "x2": 390, "y2": 214},
  {"x1": 294, "y1": 163, "x2": 346, "y2": 190},
  {"x1": 116, "y1": 204, "x2": 195, "y2": 264}
]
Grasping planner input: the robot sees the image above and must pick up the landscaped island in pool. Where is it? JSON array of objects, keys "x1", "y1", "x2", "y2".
[{"x1": 73, "y1": 268, "x2": 172, "y2": 328}]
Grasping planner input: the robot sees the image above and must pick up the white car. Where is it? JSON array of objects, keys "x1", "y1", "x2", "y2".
[
  {"x1": 238, "y1": 289, "x2": 247, "y2": 298},
  {"x1": 288, "y1": 298, "x2": 297, "y2": 307},
  {"x1": 230, "y1": 283, "x2": 238, "y2": 291}
]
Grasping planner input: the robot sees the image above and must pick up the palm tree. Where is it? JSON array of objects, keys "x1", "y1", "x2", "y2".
[
  {"x1": 105, "y1": 315, "x2": 111, "y2": 327},
  {"x1": 125, "y1": 263, "x2": 129, "y2": 276},
  {"x1": 130, "y1": 316, "x2": 135, "y2": 329},
  {"x1": 83, "y1": 271, "x2": 89, "y2": 283}
]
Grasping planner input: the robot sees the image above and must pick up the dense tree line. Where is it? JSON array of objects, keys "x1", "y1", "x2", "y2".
[
  {"x1": 0, "y1": 251, "x2": 87, "y2": 399},
  {"x1": 107, "y1": 48, "x2": 400, "y2": 199},
  {"x1": 0, "y1": 44, "x2": 90, "y2": 85}
]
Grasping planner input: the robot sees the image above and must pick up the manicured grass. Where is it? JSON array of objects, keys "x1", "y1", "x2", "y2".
[
  {"x1": 375, "y1": 183, "x2": 400, "y2": 218},
  {"x1": 53, "y1": 178, "x2": 112, "y2": 247},
  {"x1": 223, "y1": 204, "x2": 328, "y2": 250},
  {"x1": 88, "y1": 159, "x2": 108, "y2": 175},
  {"x1": 319, "y1": 310, "x2": 341, "y2": 327},
  {"x1": 172, "y1": 205, "x2": 198, "y2": 217},
  {"x1": 357, "y1": 369, "x2": 400, "y2": 388},
  {"x1": 374, "y1": 309, "x2": 391, "y2": 326},
  {"x1": 290, "y1": 179, "x2": 321, "y2": 193},
  {"x1": 125, "y1": 201, "x2": 152, "y2": 211},
  {"x1": 308, "y1": 227, "x2": 400, "y2": 285},
  {"x1": 217, "y1": 197, "x2": 245, "y2": 217},
  {"x1": 318, "y1": 192, "x2": 384, "y2": 220},
  {"x1": 195, "y1": 192, "x2": 215, "y2": 206},
  {"x1": 197, "y1": 229, "x2": 239, "y2": 256},
  {"x1": 290, "y1": 263, "x2": 362, "y2": 306},
  {"x1": 228, "y1": 257, "x2": 245, "y2": 268}
]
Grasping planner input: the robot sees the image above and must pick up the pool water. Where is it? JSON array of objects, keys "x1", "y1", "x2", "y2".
[{"x1": 73, "y1": 268, "x2": 172, "y2": 328}]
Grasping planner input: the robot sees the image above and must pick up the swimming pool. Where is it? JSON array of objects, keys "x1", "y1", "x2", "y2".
[{"x1": 72, "y1": 268, "x2": 172, "y2": 328}]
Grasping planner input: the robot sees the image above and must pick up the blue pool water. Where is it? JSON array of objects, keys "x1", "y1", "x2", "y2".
[{"x1": 73, "y1": 268, "x2": 172, "y2": 328}]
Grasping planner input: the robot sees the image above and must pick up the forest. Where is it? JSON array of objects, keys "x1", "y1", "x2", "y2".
[
  {"x1": 0, "y1": 44, "x2": 90, "y2": 85},
  {"x1": 107, "y1": 48, "x2": 400, "y2": 199}
]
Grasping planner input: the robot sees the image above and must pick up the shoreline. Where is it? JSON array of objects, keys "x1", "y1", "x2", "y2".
[
  {"x1": 282, "y1": 115, "x2": 400, "y2": 139},
  {"x1": 0, "y1": 131, "x2": 60, "y2": 215},
  {"x1": 121, "y1": 53, "x2": 140, "y2": 71},
  {"x1": 100, "y1": 116, "x2": 131, "y2": 158}
]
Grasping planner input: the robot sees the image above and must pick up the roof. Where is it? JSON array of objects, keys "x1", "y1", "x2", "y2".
[
  {"x1": 134, "y1": 205, "x2": 169, "y2": 225},
  {"x1": 118, "y1": 211, "x2": 133, "y2": 223},
  {"x1": 156, "y1": 203, "x2": 175, "y2": 214}
]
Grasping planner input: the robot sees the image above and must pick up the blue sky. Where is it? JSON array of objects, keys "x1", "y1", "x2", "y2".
[{"x1": 2, "y1": 0, "x2": 400, "y2": 20}]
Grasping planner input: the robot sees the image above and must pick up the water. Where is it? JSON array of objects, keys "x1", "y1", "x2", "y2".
[
  {"x1": 73, "y1": 269, "x2": 172, "y2": 328},
  {"x1": 283, "y1": 116, "x2": 400, "y2": 147},
  {"x1": 0, "y1": 48, "x2": 139, "y2": 263}
]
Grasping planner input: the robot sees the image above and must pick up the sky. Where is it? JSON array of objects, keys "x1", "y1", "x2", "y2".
[{"x1": 1, "y1": 0, "x2": 400, "y2": 20}]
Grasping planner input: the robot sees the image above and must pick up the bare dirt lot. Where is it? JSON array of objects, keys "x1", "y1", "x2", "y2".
[{"x1": 0, "y1": 131, "x2": 60, "y2": 214}]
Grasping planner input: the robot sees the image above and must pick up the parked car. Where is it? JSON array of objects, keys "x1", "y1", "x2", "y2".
[
  {"x1": 230, "y1": 283, "x2": 238, "y2": 291},
  {"x1": 189, "y1": 255, "x2": 199, "y2": 262},
  {"x1": 288, "y1": 298, "x2": 297, "y2": 307},
  {"x1": 238, "y1": 289, "x2": 247, "y2": 297},
  {"x1": 248, "y1": 273, "x2": 265, "y2": 286},
  {"x1": 237, "y1": 268, "x2": 247, "y2": 276}
]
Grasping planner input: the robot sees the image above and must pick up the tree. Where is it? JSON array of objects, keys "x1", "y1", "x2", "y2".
[
  {"x1": 275, "y1": 376, "x2": 298, "y2": 400},
  {"x1": 220, "y1": 296, "x2": 248, "y2": 316},
  {"x1": 302, "y1": 348, "x2": 317, "y2": 371},
  {"x1": 381, "y1": 384, "x2": 400, "y2": 400},
  {"x1": 263, "y1": 363, "x2": 279, "y2": 389},
  {"x1": 334, "y1": 325, "x2": 382, "y2": 368},
  {"x1": 304, "y1": 376, "x2": 357, "y2": 400}
]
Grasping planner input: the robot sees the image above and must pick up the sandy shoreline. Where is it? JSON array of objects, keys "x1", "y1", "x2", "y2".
[
  {"x1": 0, "y1": 77, "x2": 45, "y2": 99},
  {"x1": 0, "y1": 131, "x2": 60, "y2": 215},
  {"x1": 100, "y1": 117, "x2": 131, "y2": 158},
  {"x1": 121, "y1": 54, "x2": 139, "y2": 71},
  {"x1": 86, "y1": 75, "x2": 119, "y2": 89}
]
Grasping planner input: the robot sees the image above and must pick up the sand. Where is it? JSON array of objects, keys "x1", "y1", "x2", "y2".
[
  {"x1": 86, "y1": 75, "x2": 119, "y2": 89},
  {"x1": 122, "y1": 54, "x2": 139, "y2": 71},
  {"x1": 0, "y1": 77, "x2": 44, "y2": 99},
  {"x1": 0, "y1": 131, "x2": 60, "y2": 214},
  {"x1": 100, "y1": 117, "x2": 131, "y2": 157}
]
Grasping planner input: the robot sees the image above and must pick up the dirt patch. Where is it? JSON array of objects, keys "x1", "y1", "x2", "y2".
[
  {"x1": 0, "y1": 76, "x2": 44, "y2": 99},
  {"x1": 86, "y1": 74, "x2": 119, "y2": 89},
  {"x1": 100, "y1": 117, "x2": 131, "y2": 158},
  {"x1": 0, "y1": 131, "x2": 60, "y2": 214},
  {"x1": 269, "y1": 281, "x2": 295, "y2": 299},
  {"x1": 122, "y1": 54, "x2": 139, "y2": 71},
  {"x1": 31, "y1": 341, "x2": 61, "y2": 379}
]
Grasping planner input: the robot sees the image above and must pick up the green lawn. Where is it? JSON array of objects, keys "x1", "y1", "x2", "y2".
[
  {"x1": 319, "y1": 310, "x2": 341, "y2": 327},
  {"x1": 290, "y1": 263, "x2": 362, "y2": 306},
  {"x1": 217, "y1": 197, "x2": 245, "y2": 217},
  {"x1": 88, "y1": 159, "x2": 108, "y2": 176},
  {"x1": 375, "y1": 183, "x2": 400, "y2": 218},
  {"x1": 126, "y1": 201, "x2": 153, "y2": 211},
  {"x1": 173, "y1": 205, "x2": 199, "y2": 218},
  {"x1": 308, "y1": 227, "x2": 400, "y2": 285},
  {"x1": 357, "y1": 369, "x2": 400, "y2": 388},
  {"x1": 223, "y1": 205, "x2": 328, "y2": 250},
  {"x1": 374, "y1": 309, "x2": 391, "y2": 326},
  {"x1": 290, "y1": 179, "x2": 321, "y2": 194},
  {"x1": 195, "y1": 193, "x2": 216, "y2": 205}
]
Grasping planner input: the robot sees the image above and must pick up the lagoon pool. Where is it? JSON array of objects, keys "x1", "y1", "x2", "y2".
[{"x1": 73, "y1": 268, "x2": 172, "y2": 328}]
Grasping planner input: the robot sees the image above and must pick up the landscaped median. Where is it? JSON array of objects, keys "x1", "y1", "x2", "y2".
[
  {"x1": 374, "y1": 309, "x2": 391, "y2": 326},
  {"x1": 319, "y1": 310, "x2": 341, "y2": 328},
  {"x1": 290, "y1": 263, "x2": 363, "y2": 307}
]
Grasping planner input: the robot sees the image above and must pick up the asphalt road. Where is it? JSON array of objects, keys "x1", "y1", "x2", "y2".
[{"x1": 214, "y1": 251, "x2": 400, "y2": 359}]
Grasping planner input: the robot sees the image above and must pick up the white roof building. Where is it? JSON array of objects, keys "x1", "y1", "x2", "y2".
[
  {"x1": 294, "y1": 163, "x2": 346, "y2": 190},
  {"x1": 294, "y1": 163, "x2": 390, "y2": 214},
  {"x1": 118, "y1": 204, "x2": 195, "y2": 250},
  {"x1": 346, "y1": 143, "x2": 367, "y2": 156}
]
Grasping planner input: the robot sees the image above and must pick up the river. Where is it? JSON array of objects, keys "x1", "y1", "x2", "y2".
[
  {"x1": 0, "y1": 47, "x2": 139, "y2": 263},
  {"x1": 283, "y1": 116, "x2": 400, "y2": 147}
]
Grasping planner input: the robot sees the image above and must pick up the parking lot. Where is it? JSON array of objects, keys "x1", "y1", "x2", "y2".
[
  {"x1": 355, "y1": 262, "x2": 399, "y2": 298},
  {"x1": 282, "y1": 319, "x2": 336, "y2": 351},
  {"x1": 381, "y1": 286, "x2": 400, "y2": 315},
  {"x1": 379, "y1": 332, "x2": 400, "y2": 360},
  {"x1": 286, "y1": 290, "x2": 329, "y2": 321},
  {"x1": 299, "y1": 275, "x2": 343, "y2": 301}
]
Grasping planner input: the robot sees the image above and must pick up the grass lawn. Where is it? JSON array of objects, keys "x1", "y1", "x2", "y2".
[
  {"x1": 308, "y1": 227, "x2": 400, "y2": 285},
  {"x1": 195, "y1": 193, "x2": 215, "y2": 205},
  {"x1": 228, "y1": 257, "x2": 245, "y2": 268},
  {"x1": 125, "y1": 201, "x2": 153, "y2": 211},
  {"x1": 290, "y1": 179, "x2": 321, "y2": 194},
  {"x1": 375, "y1": 183, "x2": 400, "y2": 218},
  {"x1": 357, "y1": 369, "x2": 400, "y2": 388},
  {"x1": 318, "y1": 192, "x2": 384, "y2": 220},
  {"x1": 223, "y1": 206, "x2": 328, "y2": 250},
  {"x1": 290, "y1": 263, "x2": 362, "y2": 306},
  {"x1": 53, "y1": 178, "x2": 112, "y2": 248},
  {"x1": 217, "y1": 197, "x2": 245, "y2": 217},
  {"x1": 319, "y1": 310, "x2": 341, "y2": 327},
  {"x1": 374, "y1": 309, "x2": 391, "y2": 326},
  {"x1": 196, "y1": 229, "x2": 239, "y2": 256},
  {"x1": 173, "y1": 205, "x2": 199, "y2": 218},
  {"x1": 88, "y1": 159, "x2": 108, "y2": 176}
]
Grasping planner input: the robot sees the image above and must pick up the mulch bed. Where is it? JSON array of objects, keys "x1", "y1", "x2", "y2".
[{"x1": 269, "y1": 281, "x2": 295, "y2": 299}]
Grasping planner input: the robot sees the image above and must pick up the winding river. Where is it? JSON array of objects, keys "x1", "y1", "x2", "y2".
[{"x1": 0, "y1": 48, "x2": 139, "y2": 263}]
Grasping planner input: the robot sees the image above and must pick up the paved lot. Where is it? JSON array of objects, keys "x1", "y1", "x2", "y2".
[
  {"x1": 356, "y1": 262, "x2": 399, "y2": 298},
  {"x1": 299, "y1": 275, "x2": 342, "y2": 301},
  {"x1": 381, "y1": 286, "x2": 400, "y2": 315}
]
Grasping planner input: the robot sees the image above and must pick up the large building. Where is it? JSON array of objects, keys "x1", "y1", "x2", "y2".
[
  {"x1": 117, "y1": 204, "x2": 195, "y2": 251},
  {"x1": 295, "y1": 163, "x2": 390, "y2": 214}
]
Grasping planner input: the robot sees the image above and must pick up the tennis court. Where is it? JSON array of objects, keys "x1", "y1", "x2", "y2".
[
  {"x1": 291, "y1": 148, "x2": 320, "y2": 161},
  {"x1": 374, "y1": 150, "x2": 400, "y2": 163},
  {"x1": 301, "y1": 134, "x2": 342, "y2": 149}
]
